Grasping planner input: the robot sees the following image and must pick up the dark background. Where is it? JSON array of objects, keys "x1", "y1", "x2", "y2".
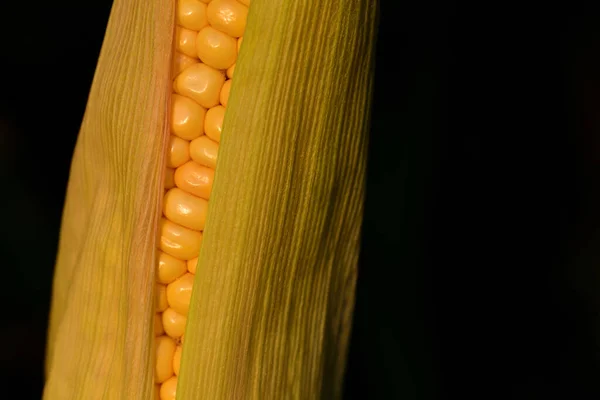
[{"x1": 2, "y1": 1, "x2": 600, "y2": 399}]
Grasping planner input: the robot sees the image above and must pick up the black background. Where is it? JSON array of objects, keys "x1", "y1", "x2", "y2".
[{"x1": 2, "y1": 1, "x2": 600, "y2": 399}]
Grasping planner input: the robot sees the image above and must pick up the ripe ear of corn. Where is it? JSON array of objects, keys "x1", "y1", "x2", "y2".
[{"x1": 44, "y1": 0, "x2": 377, "y2": 398}]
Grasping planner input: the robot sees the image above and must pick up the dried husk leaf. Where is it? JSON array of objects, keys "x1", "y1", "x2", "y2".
[
  {"x1": 178, "y1": 0, "x2": 377, "y2": 399},
  {"x1": 43, "y1": 0, "x2": 174, "y2": 398}
]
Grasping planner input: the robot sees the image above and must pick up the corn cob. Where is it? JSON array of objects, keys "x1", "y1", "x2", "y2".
[{"x1": 44, "y1": 0, "x2": 377, "y2": 398}]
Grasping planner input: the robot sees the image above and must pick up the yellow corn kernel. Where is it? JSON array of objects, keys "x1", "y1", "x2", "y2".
[
  {"x1": 219, "y1": 79, "x2": 231, "y2": 107},
  {"x1": 155, "y1": 283, "x2": 168, "y2": 312},
  {"x1": 204, "y1": 106, "x2": 225, "y2": 142},
  {"x1": 171, "y1": 94, "x2": 206, "y2": 140},
  {"x1": 176, "y1": 0, "x2": 208, "y2": 31},
  {"x1": 189, "y1": 135, "x2": 219, "y2": 169},
  {"x1": 166, "y1": 273, "x2": 195, "y2": 316},
  {"x1": 172, "y1": 53, "x2": 198, "y2": 78},
  {"x1": 155, "y1": 335, "x2": 176, "y2": 383},
  {"x1": 173, "y1": 63, "x2": 225, "y2": 108},
  {"x1": 187, "y1": 257, "x2": 198, "y2": 274},
  {"x1": 174, "y1": 161, "x2": 214, "y2": 200},
  {"x1": 206, "y1": 0, "x2": 248, "y2": 38},
  {"x1": 164, "y1": 168, "x2": 175, "y2": 190},
  {"x1": 154, "y1": 313, "x2": 165, "y2": 336},
  {"x1": 166, "y1": 135, "x2": 190, "y2": 169},
  {"x1": 226, "y1": 63, "x2": 235, "y2": 78},
  {"x1": 159, "y1": 376, "x2": 178, "y2": 400},
  {"x1": 158, "y1": 218, "x2": 203, "y2": 261},
  {"x1": 173, "y1": 346, "x2": 182, "y2": 376},
  {"x1": 162, "y1": 308, "x2": 188, "y2": 339},
  {"x1": 157, "y1": 251, "x2": 188, "y2": 284},
  {"x1": 196, "y1": 26, "x2": 237, "y2": 70},
  {"x1": 163, "y1": 188, "x2": 209, "y2": 231},
  {"x1": 176, "y1": 27, "x2": 199, "y2": 59}
]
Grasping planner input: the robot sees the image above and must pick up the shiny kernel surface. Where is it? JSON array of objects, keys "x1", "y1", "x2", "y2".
[
  {"x1": 187, "y1": 257, "x2": 198, "y2": 274},
  {"x1": 166, "y1": 135, "x2": 190, "y2": 169},
  {"x1": 220, "y1": 79, "x2": 231, "y2": 106},
  {"x1": 190, "y1": 136, "x2": 219, "y2": 169},
  {"x1": 158, "y1": 218, "x2": 203, "y2": 260},
  {"x1": 173, "y1": 346, "x2": 182, "y2": 375},
  {"x1": 177, "y1": 0, "x2": 208, "y2": 31},
  {"x1": 207, "y1": 0, "x2": 248, "y2": 38},
  {"x1": 174, "y1": 161, "x2": 214, "y2": 200},
  {"x1": 157, "y1": 251, "x2": 188, "y2": 284},
  {"x1": 204, "y1": 105, "x2": 225, "y2": 142},
  {"x1": 176, "y1": 27, "x2": 199, "y2": 58},
  {"x1": 164, "y1": 168, "x2": 175, "y2": 189},
  {"x1": 166, "y1": 273, "x2": 195, "y2": 316},
  {"x1": 171, "y1": 94, "x2": 206, "y2": 140},
  {"x1": 155, "y1": 335, "x2": 176, "y2": 383},
  {"x1": 163, "y1": 187, "x2": 208, "y2": 231},
  {"x1": 196, "y1": 26, "x2": 237, "y2": 70},
  {"x1": 173, "y1": 63, "x2": 225, "y2": 109},
  {"x1": 162, "y1": 307, "x2": 188, "y2": 338},
  {"x1": 160, "y1": 376, "x2": 178, "y2": 400},
  {"x1": 155, "y1": 284, "x2": 168, "y2": 312},
  {"x1": 172, "y1": 53, "x2": 198, "y2": 78}
]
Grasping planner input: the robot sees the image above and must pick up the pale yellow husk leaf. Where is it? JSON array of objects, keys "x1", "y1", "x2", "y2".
[{"x1": 43, "y1": 0, "x2": 174, "y2": 398}]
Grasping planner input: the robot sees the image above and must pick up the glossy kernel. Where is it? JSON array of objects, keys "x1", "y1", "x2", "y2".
[
  {"x1": 172, "y1": 53, "x2": 198, "y2": 78},
  {"x1": 158, "y1": 218, "x2": 203, "y2": 261},
  {"x1": 166, "y1": 135, "x2": 190, "y2": 169},
  {"x1": 177, "y1": 0, "x2": 208, "y2": 31},
  {"x1": 166, "y1": 273, "x2": 195, "y2": 316},
  {"x1": 162, "y1": 308, "x2": 188, "y2": 339},
  {"x1": 174, "y1": 63, "x2": 226, "y2": 109},
  {"x1": 220, "y1": 79, "x2": 231, "y2": 107},
  {"x1": 173, "y1": 346, "x2": 182, "y2": 375},
  {"x1": 207, "y1": 0, "x2": 248, "y2": 38},
  {"x1": 160, "y1": 376, "x2": 178, "y2": 400},
  {"x1": 174, "y1": 161, "x2": 215, "y2": 200},
  {"x1": 187, "y1": 257, "x2": 198, "y2": 274},
  {"x1": 196, "y1": 26, "x2": 237, "y2": 70},
  {"x1": 171, "y1": 94, "x2": 206, "y2": 140},
  {"x1": 190, "y1": 136, "x2": 219, "y2": 169},
  {"x1": 164, "y1": 168, "x2": 175, "y2": 190},
  {"x1": 155, "y1": 284, "x2": 168, "y2": 312},
  {"x1": 157, "y1": 251, "x2": 188, "y2": 284},
  {"x1": 155, "y1": 335, "x2": 176, "y2": 383},
  {"x1": 204, "y1": 105, "x2": 225, "y2": 142},
  {"x1": 163, "y1": 188, "x2": 209, "y2": 231},
  {"x1": 176, "y1": 27, "x2": 199, "y2": 59}
]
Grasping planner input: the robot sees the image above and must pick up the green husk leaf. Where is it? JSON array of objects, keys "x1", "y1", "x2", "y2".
[{"x1": 178, "y1": 0, "x2": 377, "y2": 398}]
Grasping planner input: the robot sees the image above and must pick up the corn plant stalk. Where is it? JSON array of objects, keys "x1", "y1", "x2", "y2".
[{"x1": 44, "y1": 0, "x2": 377, "y2": 398}]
